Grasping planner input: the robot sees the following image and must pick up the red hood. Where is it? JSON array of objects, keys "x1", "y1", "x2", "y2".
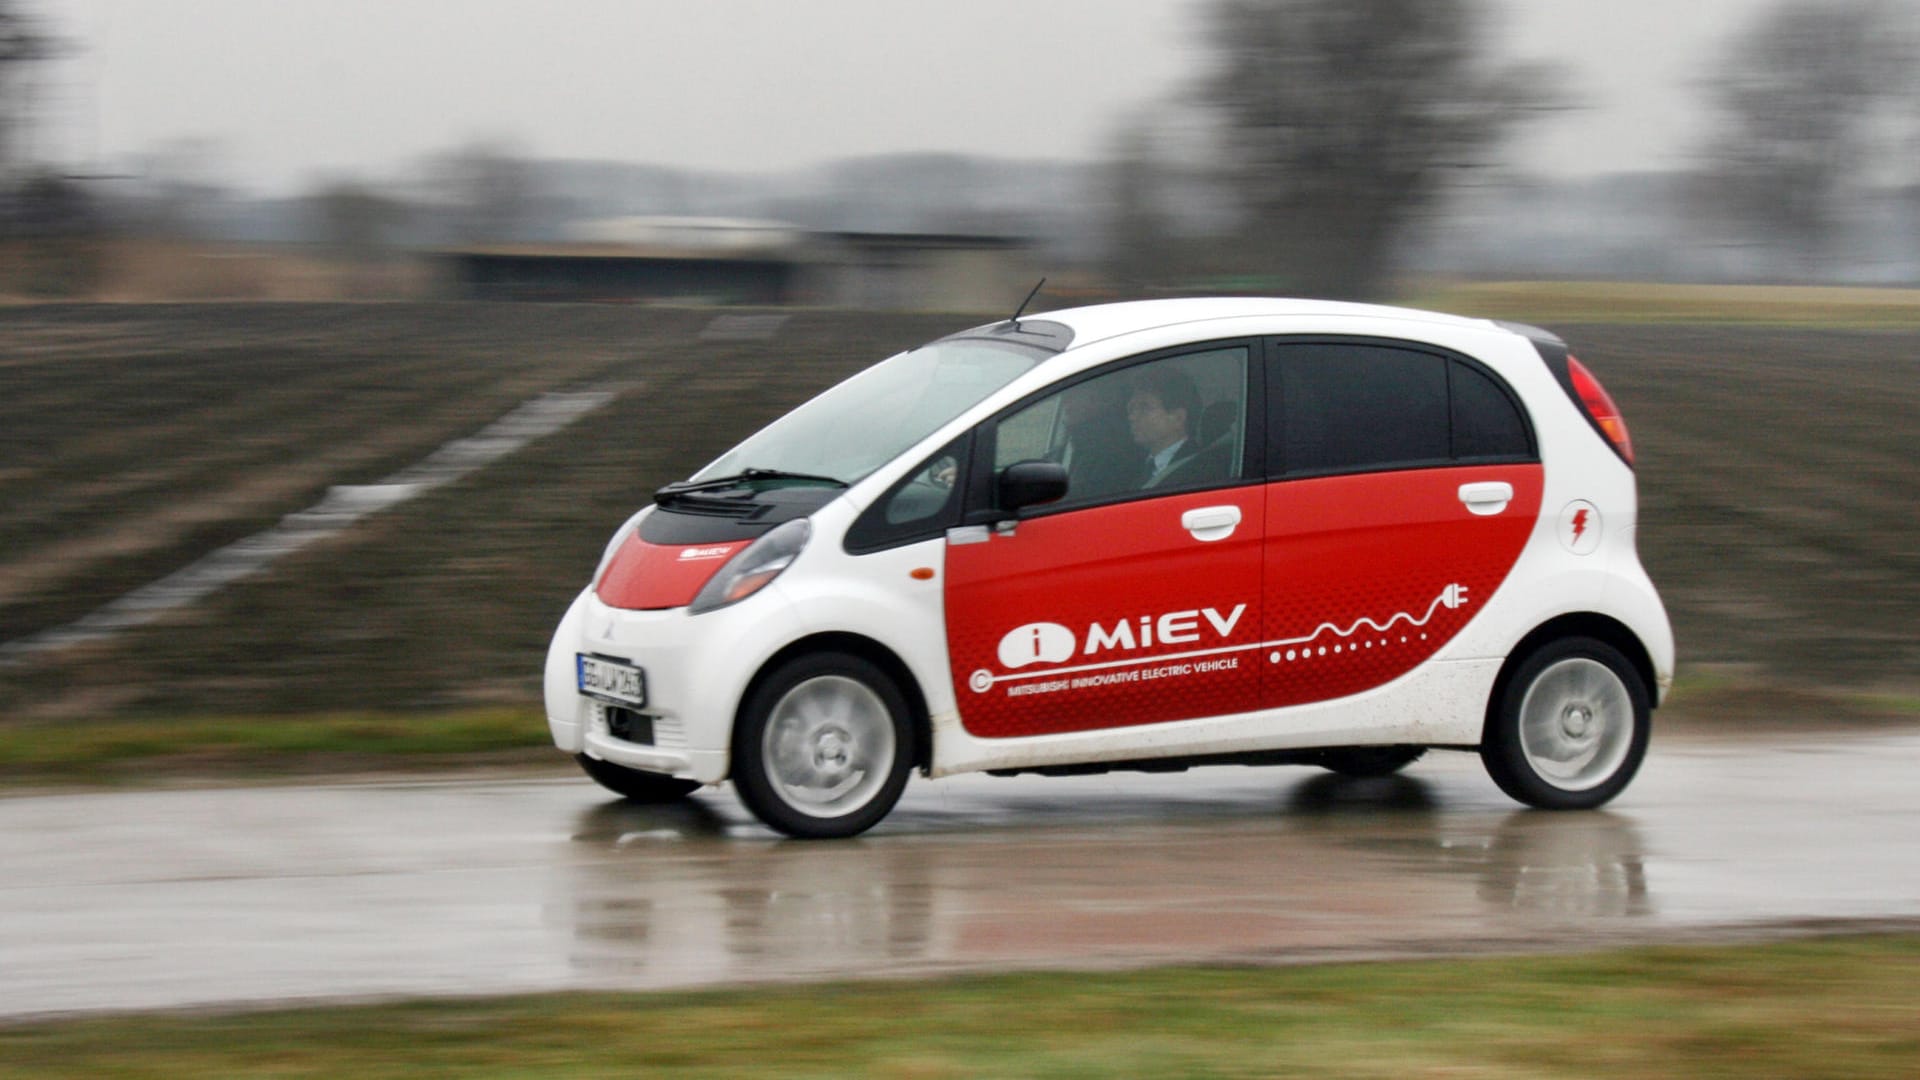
[{"x1": 596, "y1": 535, "x2": 749, "y2": 610}]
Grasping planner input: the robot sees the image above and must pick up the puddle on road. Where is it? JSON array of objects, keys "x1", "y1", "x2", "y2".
[{"x1": 0, "y1": 386, "x2": 619, "y2": 662}]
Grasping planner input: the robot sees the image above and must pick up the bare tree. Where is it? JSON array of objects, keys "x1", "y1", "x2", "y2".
[
  {"x1": 310, "y1": 181, "x2": 404, "y2": 254},
  {"x1": 1102, "y1": 115, "x2": 1178, "y2": 293},
  {"x1": 0, "y1": 2, "x2": 55, "y2": 181},
  {"x1": 1198, "y1": 0, "x2": 1551, "y2": 299},
  {"x1": 2, "y1": 5, "x2": 68, "y2": 292},
  {"x1": 1699, "y1": 1, "x2": 1910, "y2": 277},
  {"x1": 307, "y1": 179, "x2": 410, "y2": 298},
  {"x1": 425, "y1": 139, "x2": 538, "y2": 245},
  {"x1": 133, "y1": 136, "x2": 230, "y2": 239},
  {"x1": 1, "y1": 0, "x2": 56, "y2": 244},
  {"x1": 12, "y1": 169, "x2": 96, "y2": 293}
]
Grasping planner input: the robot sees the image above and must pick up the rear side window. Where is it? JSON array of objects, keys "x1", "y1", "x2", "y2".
[
  {"x1": 1270, "y1": 341, "x2": 1533, "y2": 475},
  {"x1": 1273, "y1": 344, "x2": 1447, "y2": 473}
]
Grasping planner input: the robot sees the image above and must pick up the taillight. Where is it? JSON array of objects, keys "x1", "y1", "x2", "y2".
[{"x1": 1566, "y1": 355, "x2": 1634, "y2": 465}]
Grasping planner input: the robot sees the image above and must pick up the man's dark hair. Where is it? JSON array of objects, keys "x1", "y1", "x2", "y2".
[{"x1": 1131, "y1": 368, "x2": 1200, "y2": 436}]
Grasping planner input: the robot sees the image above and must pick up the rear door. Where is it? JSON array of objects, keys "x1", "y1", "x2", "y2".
[
  {"x1": 1261, "y1": 339, "x2": 1542, "y2": 710},
  {"x1": 944, "y1": 343, "x2": 1266, "y2": 739}
]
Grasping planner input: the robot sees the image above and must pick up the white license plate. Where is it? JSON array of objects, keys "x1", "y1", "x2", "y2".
[{"x1": 577, "y1": 654, "x2": 646, "y2": 707}]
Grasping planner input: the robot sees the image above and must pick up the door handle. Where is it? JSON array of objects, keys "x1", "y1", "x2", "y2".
[
  {"x1": 1181, "y1": 505, "x2": 1241, "y2": 542},
  {"x1": 1458, "y1": 481, "x2": 1514, "y2": 516}
]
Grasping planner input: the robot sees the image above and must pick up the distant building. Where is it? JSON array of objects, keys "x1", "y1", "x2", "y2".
[
  {"x1": 565, "y1": 216, "x2": 804, "y2": 252},
  {"x1": 440, "y1": 243, "x2": 798, "y2": 304},
  {"x1": 804, "y1": 231, "x2": 1036, "y2": 313},
  {"x1": 437, "y1": 217, "x2": 1035, "y2": 310}
]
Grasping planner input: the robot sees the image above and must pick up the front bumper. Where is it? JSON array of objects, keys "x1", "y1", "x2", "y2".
[
  {"x1": 581, "y1": 722, "x2": 725, "y2": 781},
  {"x1": 544, "y1": 586, "x2": 801, "y2": 785}
]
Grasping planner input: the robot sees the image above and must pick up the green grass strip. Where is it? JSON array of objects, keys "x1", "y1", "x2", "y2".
[
  {"x1": 0, "y1": 708, "x2": 552, "y2": 780},
  {"x1": 2, "y1": 936, "x2": 1916, "y2": 1078}
]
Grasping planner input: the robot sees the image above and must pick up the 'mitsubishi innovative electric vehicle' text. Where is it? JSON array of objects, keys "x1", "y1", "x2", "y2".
[{"x1": 545, "y1": 298, "x2": 1674, "y2": 837}]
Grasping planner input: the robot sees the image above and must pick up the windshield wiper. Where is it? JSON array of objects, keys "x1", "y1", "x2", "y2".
[{"x1": 654, "y1": 468, "x2": 848, "y2": 506}]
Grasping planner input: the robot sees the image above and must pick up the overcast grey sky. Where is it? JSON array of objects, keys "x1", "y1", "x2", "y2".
[{"x1": 29, "y1": 0, "x2": 1781, "y2": 193}]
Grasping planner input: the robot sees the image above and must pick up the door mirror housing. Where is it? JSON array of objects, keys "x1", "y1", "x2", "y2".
[{"x1": 998, "y1": 460, "x2": 1069, "y2": 513}]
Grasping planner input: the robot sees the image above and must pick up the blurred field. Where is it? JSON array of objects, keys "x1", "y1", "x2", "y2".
[
  {"x1": 1, "y1": 935, "x2": 1916, "y2": 1078},
  {"x1": 1416, "y1": 279, "x2": 1920, "y2": 327},
  {"x1": 0, "y1": 304, "x2": 956, "y2": 724},
  {"x1": 0, "y1": 301, "x2": 1914, "y2": 730}
]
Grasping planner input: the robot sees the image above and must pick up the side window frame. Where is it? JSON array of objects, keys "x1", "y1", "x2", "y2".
[
  {"x1": 963, "y1": 338, "x2": 1266, "y2": 525},
  {"x1": 1262, "y1": 336, "x2": 1536, "y2": 480},
  {"x1": 843, "y1": 432, "x2": 973, "y2": 555}
]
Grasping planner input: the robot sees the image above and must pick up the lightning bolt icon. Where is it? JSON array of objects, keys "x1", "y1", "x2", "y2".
[{"x1": 1570, "y1": 508, "x2": 1590, "y2": 544}]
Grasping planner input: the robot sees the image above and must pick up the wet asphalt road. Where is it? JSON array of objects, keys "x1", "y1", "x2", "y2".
[{"x1": 4, "y1": 731, "x2": 1919, "y2": 1020}]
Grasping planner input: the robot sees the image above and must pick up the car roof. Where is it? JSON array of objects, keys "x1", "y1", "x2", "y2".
[{"x1": 1032, "y1": 297, "x2": 1501, "y2": 351}]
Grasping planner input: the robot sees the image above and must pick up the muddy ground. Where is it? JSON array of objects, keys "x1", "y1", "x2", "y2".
[{"x1": 0, "y1": 305, "x2": 1912, "y2": 722}]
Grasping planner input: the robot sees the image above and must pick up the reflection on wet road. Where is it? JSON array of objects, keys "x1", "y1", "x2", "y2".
[{"x1": 3, "y1": 733, "x2": 1918, "y2": 1018}]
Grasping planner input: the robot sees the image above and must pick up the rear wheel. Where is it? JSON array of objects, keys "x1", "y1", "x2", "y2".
[
  {"x1": 1482, "y1": 637, "x2": 1650, "y2": 810},
  {"x1": 731, "y1": 652, "x2": 916, "y2": 839},
  {"x1": 576, "y1": 754, "x2": 702, "y2": 803}
]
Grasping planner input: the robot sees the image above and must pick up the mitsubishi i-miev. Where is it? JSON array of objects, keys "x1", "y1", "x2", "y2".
[{"x1": 544, "y1": 298, "x2": 1675, "y2": 838}]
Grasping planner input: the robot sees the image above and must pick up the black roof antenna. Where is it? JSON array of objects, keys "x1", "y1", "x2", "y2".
[{"x1": 1004, "y1": 277, "x2": 1046, "y2": 327}]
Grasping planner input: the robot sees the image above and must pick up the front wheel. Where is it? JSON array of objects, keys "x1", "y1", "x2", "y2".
[
  {"x1": 731, "y1": 652, "x2": 917, "y2": 839},
  {"x1": 1482, "y1": 637, "x2": 1650, "y2": 810}
]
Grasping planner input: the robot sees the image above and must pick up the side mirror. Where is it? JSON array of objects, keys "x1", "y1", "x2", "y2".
[{"x1": 998, "y1": 460, "x2": 1069, "y2": 512}]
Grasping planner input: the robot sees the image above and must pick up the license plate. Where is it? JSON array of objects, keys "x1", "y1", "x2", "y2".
[{"x1": 577, "y1": 654, "x2": 646, "y2": 707}]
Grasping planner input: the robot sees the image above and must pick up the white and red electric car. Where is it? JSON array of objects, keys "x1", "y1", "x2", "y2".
[{"x1": 545, "y1": 298, "x2": 1673, "y2": 838}]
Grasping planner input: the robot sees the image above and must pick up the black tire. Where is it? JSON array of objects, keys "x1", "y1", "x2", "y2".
[
  {"x1": 731, "y1": 651, "x2": 917, "y2": 839},
  {"x1": 576, "y1": 754, "x2": 702, "y2": 804},
  {"x1": 1482, "y1": 636, "x2": 1651, "y2": 810},
  {"x1": 1316, "y1": 746, "x2": 1426, "y2": 778}
]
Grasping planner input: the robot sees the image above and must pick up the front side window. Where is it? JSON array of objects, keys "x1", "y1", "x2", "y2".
[
  {"x1": 992, "y1": 345, "x2": 1250, "y2": 510},
  {"x1": 696, "y1": 337, "x2": 1048, "y2": 487}
]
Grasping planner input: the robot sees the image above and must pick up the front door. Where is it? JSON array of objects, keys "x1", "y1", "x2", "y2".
[{"x1": 944, "y1": 345, "x2": 1264, "y2": 739}]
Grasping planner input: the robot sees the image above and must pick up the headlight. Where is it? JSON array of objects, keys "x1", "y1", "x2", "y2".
[{"x1": 688, "y1": 518, "x2": 810, "y2": 614}]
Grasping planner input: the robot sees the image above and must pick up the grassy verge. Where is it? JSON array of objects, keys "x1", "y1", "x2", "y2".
[
  {"x1": 2, "y1": 936, "x2": 1916, "y2": 1078},
  {"x1": 0, "y1": 708, "x2": 555, "y2": 785},
  {"x1": 1656, "y1": 672, "x2": 1920, "y2": 733}
]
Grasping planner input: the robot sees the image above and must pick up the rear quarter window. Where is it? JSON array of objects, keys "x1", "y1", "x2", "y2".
[{"x1": 1449, "y1": 360, "x2": 1532, "y2": 461}]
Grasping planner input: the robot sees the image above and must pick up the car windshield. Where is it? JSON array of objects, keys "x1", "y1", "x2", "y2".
[{"x1": 693, "y1": 337, "x2": 1048, "y2": 487}]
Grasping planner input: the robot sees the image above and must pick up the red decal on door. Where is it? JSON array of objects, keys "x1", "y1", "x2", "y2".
[
  {"x1": 1260, "y1": 465, "x2": 1541, "y2": 708},
  {"x1": 945, "y1": 489, "x2": 1265, "y2": 738}
]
